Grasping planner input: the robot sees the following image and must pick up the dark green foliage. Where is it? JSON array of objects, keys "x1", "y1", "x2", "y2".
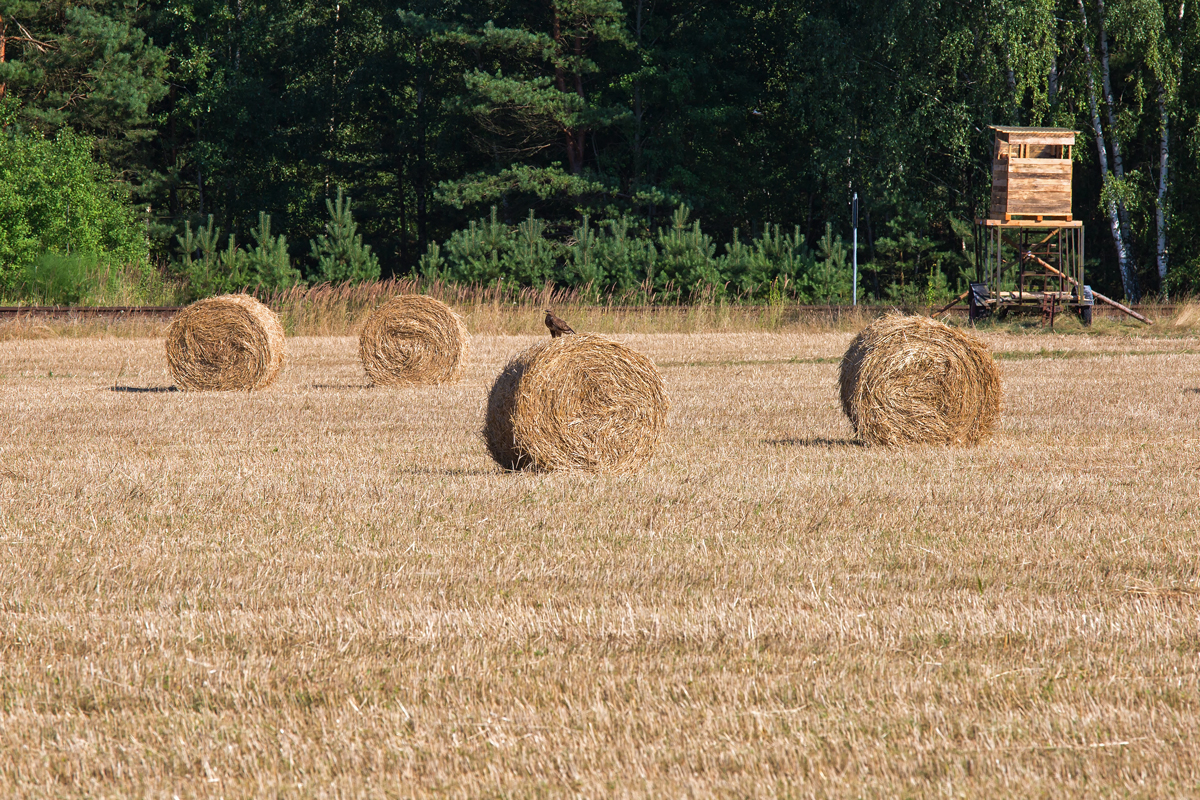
[
  {"x1": 654, "y1": 206, "x2": 720, "y2": 297},
  {"x1": 174, "y1": 215, "x2": 251, "y2": 299},
  {"x1": 807, "y1": 224, "x2": 855, "y2": 305},
  {"x1": 508, "y1": 211, "x2": 560, "y2": 285},
  {"x1": 4, "y1": 0, "x2": 1200, "y2": 301},
  {"x1": 435, "y1": 165, "x2": 616, "y2": 211},
  {"x1": 419, "y1": 203, "x2": 861, "y2": 302},
  {"x1": 722, "y1": 225, "x2": 815, "y2": 298},
  {"x1": 173, "y1": 211, "x2": 302, "y2": 299},
  {"x1": 874, "y1": 203, "x2": 958, "y2": 304},
  {"x1": 418, "y1": 241, "x2": 447, "y2": 281},
  {"x1": 564, "y1": 213, "x2": 654, "y2": 293},
  {"x1": 2, "y1": 0, "x2": 168, "y2": 186},
  {"x1": 586, "y1": 216, "x2": 655, "y2": 293},
  {"x1": 431, "y1": 207, "x2": 564, "y2": 286},
  {"x1": 440, "y1": 207, "x2": 517, "y2": 284},
  {"x1": 418, "y1": 0, "x2": 635, "y2": 217},
  {"x1": 246, "y1": 213, "x2": 304, "y2": 291}
]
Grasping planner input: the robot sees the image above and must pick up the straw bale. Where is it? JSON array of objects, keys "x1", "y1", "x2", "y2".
[
  {"x1": 839, "y1": 314, "x2": 1001, "y2": 446},
  {"x1": 165, "y1": 294, "x2": 285, "y2": 391},
  {"x1": 359, "y1": 295, "x2": 469, "y2": 385},
  {"x1": 484, "y1": 334, "x2": 669, "y2": 473}
]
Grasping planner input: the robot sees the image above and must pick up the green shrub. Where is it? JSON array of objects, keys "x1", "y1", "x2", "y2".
[
  {"x1": 440, "y1": 207, "x2": 514, "y2": 284},
  {"x1": 721, "y1": 223, "x2": 814, "y2": 298},
  {"x1": 15, "y1": 251, "x2": 180, "y2": 306},
  {"x1": 805, "y1": 222, "x2": 856, "y2": 304},
  {"x1": 0, "y1": 128, "x2": 147, "y2": 291},
  {"x1": 655, "y1": 206, "x2": 721, "y2": 297},
  {"x1": 174, "y1": 212, "x2": 303, "y2": 300},
  {"x1": 22, "y1": 252, "x2": 99, "y2": 305},
  {"x1": 246, "y1": 212, "x2": 303, "y2": 291},
  {"x1": 567, "y1": 215, "x2": 654, "y2": 294}
]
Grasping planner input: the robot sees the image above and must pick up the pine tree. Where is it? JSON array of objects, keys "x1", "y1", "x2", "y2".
[
  {"x1": 505, "y1": 210, "x2": 557, "y2": 285},
  {"x1": 246, "y1": 212, "x2": 303, "y2": 290},
  {"x1": 309, "y1": 188, "x2": 381, "y2": 283},
  {"x1": 409, "y1": 1, "x2": 632, "y2": 213},
  {"x1": 2, "y1": 0, "x2": 167, "y2": 183},
  {"x1": 655, "y1": 205, "x2": 720, "y2": 296},
  {"x1": 174, "y1": 214, "x2": 255, "y2": 299},
  {"x1": 443, "y1": 206, "x2": 513, "y2": 284},
  {"x1": 807, "y1": 222, "x2": 853, "y2": 305}
]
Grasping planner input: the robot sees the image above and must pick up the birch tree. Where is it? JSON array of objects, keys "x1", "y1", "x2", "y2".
[
  {"x1": 1143, "y1": 0, "x2": 1192, "y2": 297},
  {"x1": 1077, "y1": 0, "x2": 1138, "y2": 300}
]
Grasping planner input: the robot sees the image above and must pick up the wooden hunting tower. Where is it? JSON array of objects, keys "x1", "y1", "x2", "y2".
[
  {"x1": 988, "y1": 126, "x2": 1076, "y2": 222},
  {"x1": 969, "y1": 126, "x2": 1095, "y2": 324},
  {"x1": 956, "y1": 126, "x2": 1143, "y2": 324}
]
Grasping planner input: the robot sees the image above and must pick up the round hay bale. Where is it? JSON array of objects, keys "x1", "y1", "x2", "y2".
[
  {"x1": 838, "y1": 314, "x2": 1001, "y2": 446},
  {"x1": 165, "y1": 294, "x2": 285, "y2": 391},
  {"x1": 483, "y1": 334, "x2": 670, "y2": 473},
  {"x1": 358, "y1": 295, "x2": 469, "y2": 386}
]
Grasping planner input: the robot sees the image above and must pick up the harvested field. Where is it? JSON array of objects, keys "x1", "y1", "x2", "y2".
[{"x1": 2, "y1": 329, "x2": 1200, "y2": 796}]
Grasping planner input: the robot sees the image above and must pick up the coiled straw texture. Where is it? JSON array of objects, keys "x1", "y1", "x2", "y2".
[
  {"x1": 359, "y1": 295, "x2": 469, "y2": 386},
  {"x1": 838, "y1": 314, "x2": 1001, "y2": 446},
  {"x1": 165, "y1": 294, "x2": 285, "y2": 391},
  {"x1": 484, "y1": 334, "x2": 670, "y2": 473}
]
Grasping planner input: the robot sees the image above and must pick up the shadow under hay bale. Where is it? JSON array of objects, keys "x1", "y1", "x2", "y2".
[
  {"x1": 483, "y1": 334, "x2": 669, "y2": 473},
  {"x1": 839, "y1": 314, "x2": 1001, "y2": 446},
  {"x1": 358, "y1": 294, "x2": 469, "y2": 386},
  {"x1": 109, "y1": 386, "x2": 178, "y2": 393},
  {"x1": 165, "y1": 294, "x2": 285, "y2": 391}
]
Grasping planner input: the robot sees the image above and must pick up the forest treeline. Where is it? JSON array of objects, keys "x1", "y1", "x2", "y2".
[{"x1": 0, "y1": 0, "x2": 1195, "y2": 303}]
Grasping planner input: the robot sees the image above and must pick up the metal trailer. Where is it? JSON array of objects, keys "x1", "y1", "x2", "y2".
[{"x1": 971, "y1": 218, "x2": 1093, "y2": 325}]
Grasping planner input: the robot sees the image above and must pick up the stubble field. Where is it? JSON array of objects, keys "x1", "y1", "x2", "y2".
[{"x1": 1, "y1": 324, "x2": 1199, "y2": 797}]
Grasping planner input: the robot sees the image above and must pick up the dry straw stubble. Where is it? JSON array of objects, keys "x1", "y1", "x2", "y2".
[
  {"x1": 484, "y1": 333, "x2": 669, "y2": 473},
  {"x1": 8, "y1": 332, "x2": 1200, "y2": 796},
  {"x1": 164, "y1": 293, "x2": 286, "y2": 391},
  {"x1": 839, "y1": 313, "x2": 1001, "y2": 445},
  {"x1": 358, "y1": 294, "x2": 469, "y2": 385}
]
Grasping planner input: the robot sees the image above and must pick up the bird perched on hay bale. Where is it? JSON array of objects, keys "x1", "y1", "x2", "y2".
[
  {"x1": 359, "y1": 294, "x2": 469, "y2": 386},
  {"x1": 165, "y1": 293, "x2": 285, "y2": 391},
  {"x1": 483, "y1": 333, "x2": 669, "y2": 473},
  {"x1": 544, "y1": 309, "x2": 575, "y2": 338},
  {"x1": 838, "y1": 314, "x2": 1001, "y2": 446}
]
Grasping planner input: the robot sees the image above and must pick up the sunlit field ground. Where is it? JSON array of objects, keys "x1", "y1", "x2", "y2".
[{"x1": 2, "y1": 323, "x2": 1199, "y2": 796}]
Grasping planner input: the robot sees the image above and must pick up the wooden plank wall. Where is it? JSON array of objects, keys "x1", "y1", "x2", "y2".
[
  {"x1": 990, "y1": 162, "x2": 1009, "y2": 218},
  {"x1": 990, "y1": 159, "x2": 1072, "y2": 218},
  {"x1": 1004, "y1": 159, "x2": 1071, "y2": 216}
]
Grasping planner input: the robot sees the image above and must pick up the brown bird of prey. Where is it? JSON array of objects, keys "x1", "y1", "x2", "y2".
[{"x1": 544, "y1": 309, "x2": 575, "y2": 338}]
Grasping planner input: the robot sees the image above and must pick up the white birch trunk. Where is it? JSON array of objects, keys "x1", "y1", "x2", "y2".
[
  {"x1": 1156, "y1": 88, "x2": 1169, "y2": 298},
  {"x1": 1097, "y1": 0, "x2": 1135, "y2": 258}
]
